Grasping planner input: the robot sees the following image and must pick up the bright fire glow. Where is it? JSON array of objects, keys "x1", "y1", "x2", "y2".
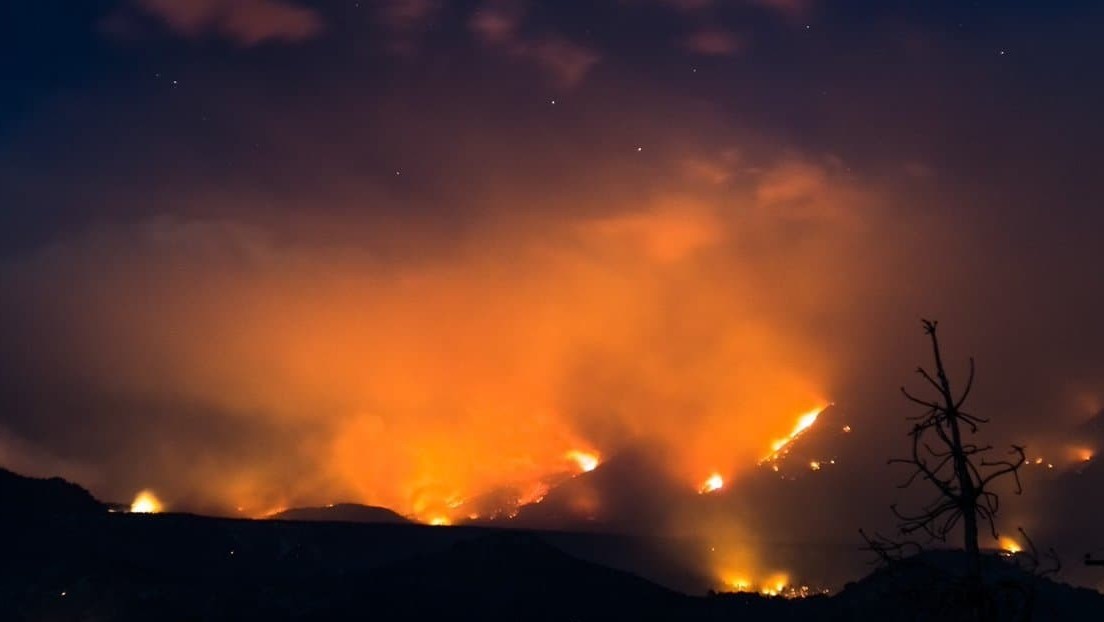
[
  {"x1": 24, "y1": 204, "x2": 844, "y2": 526},
  {"x1": 726, "y1": 577, "x2": 753, "y2": 591},
  {"x1": 428, "y1": 516, "x2": 451, "y2": 526},
  {"x1": 699, "y1": 472, "x2": 724, "y2": 494},
  {"x1": 761, "y1": 405, "x2": 829, "y2": 463},
  {"x1": 999, "y1": 536, "x2": 1022, "y2": 554},
  {"x1": 517, "y1": 481, "x2": 550, "y2": 506},
  {"x1": 760, "y1": 573, "x2": 791, "y2": 596},
  {"x1": 721, "y1": 572, "x2": 822, "y2": 599},
  {"x1": 566, "y1": 450, "x2": 600, "y2": 473},
  {"x1": 130, "y1": 490, "x2": 163, "y2": 514}
]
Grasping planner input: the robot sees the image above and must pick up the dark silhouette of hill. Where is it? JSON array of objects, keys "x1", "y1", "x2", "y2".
[
  {"x1": 307, "y1": 532, "x2": 695, "y2": 620},
  {"x1": 0, "y1": 508, "x2": 810, "y2": 622},
  {"x1": 832, "y1": 550, "x2": 1104, "y2": 621},
  {"x1": 268, "y1": 502, "x2": 411, "y2": 524},
  {"x1": 0, "y1": 466, "x2": 104, "y2": 519},
  {"x1": 2, "y1": 465, "x2": 1103, "y2": 621}
]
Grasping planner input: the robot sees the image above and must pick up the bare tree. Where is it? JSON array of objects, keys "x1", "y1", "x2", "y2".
[
  {"x1": 858, "y1": 320, "x2": 1058, "y2": 621},
  {"x1": 888, "y1": 319, "x2": 1027, "y2": 582}
]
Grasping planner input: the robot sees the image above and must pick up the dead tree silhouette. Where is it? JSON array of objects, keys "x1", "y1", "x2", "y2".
[
  {"x1": 892, "y1": 320, "x2": 1024, "y2": 575},
  {"x1": 861, "y1": 320, "x2": 1057, "y2": 621}
]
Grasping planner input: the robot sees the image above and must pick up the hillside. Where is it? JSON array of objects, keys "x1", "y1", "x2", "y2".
[
  {"x1": 269, "y1": 503, "x2": 411, "y2": 525},
  {"x1": 0, "y1": 467, "x2": 105, "y2": 519}
]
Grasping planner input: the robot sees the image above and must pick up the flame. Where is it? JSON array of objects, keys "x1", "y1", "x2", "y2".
[
  {"x1": 699, "y1": 472, "x2": 724, "y2": 494},
  {"x1": 566, "y1": 450, "x2": 600, "y2": 473},
  {"x1": 761, "y1": 405, "x2": 829, "y2": 463},
  {"x1": 719, "y1": 571, "x2": 820, "y2": 599},
  {"x1": 809, "y1": 461, "x2": 821, "y2": 471},
  {"x1": 427, "y1": 516, "x2": 451, "y2": 526},
  {"x1": 517, "y1": 481, "x2": 550, "y2": 506},
  {"x1": 725, "y1": 576, "x2": 753, "y2": 591},
  {"x1": 130, "y1": 490, "x2": 163, "y2": 514},
  {"x1": 760, "y1": 572, "x2": 791, "y2": 596},
  {"x1": 999, "y1": 536, "x2": 1022, "y2": 554}
]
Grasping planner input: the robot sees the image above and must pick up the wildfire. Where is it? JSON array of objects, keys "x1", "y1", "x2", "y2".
[
  {"x1": 761, "y1": 405, "x2": 830, "y2": 463},
  {"x1": 517, "y1": 481, "x2": 550, "y2": 507},
  {"x1": 427, "y1": 516, "x2": 451, "y2": 526},
  {"x1": 759, "y1": 572, "x2": 791, "y2": 597},
  {"x1": 130, "y1": 490, "x2": 163, "y2": 514},
  {"x1": 999, "y1": 536, "x2": 1022, "y2": 555},
  {"x1": 566, "y1": 449, "x2": 600, "y2": 473},
  {"x1": 699, "y1": 472, "x2": 724, "y2": 494},
  {"x1": 725, "y1": 576, "x2": 753, "y2": 591},
  {"x1": 722, "y1": 572, "x2": 820, "y2": 598}
]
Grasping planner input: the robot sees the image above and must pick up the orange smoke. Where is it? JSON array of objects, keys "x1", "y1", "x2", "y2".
[{"x1": 5, "y1": 150, "x2": 877, "y2": 520}]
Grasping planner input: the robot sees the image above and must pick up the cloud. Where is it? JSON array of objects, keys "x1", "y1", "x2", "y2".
[
  {"x1": 582, "y1": 204, "x2": 724, "y2": 264},
  {"x1": 684, "y1": 28, "x2": 744, "y2": 56},
  {"x1": 651, "y1": 0, "x2": 715, "y2": 12},
  {"x1": 379, "y1": 0, "x2": 443, "y2": 27},
  {"x1": 375, "y1": 0, "x2": 444, "y2": 52},
  {"x1": 469, "y1": 5, "x2": 523, "y2": 44},
  {"x1": 748, "y1": 0, "x2": 813, "y2": 18},
  {"x1": 470, "y1": 3, "x2": 600, "y2": 87},
  {"x1": 134, "y1": 0, "x2": 323, "y2": 45},
  {"x1": 681, "y1": 149, "x2": 742, "y2": 185},
  {"x1": 0, "y1": 131, "x2": 886, "y2": 518}
]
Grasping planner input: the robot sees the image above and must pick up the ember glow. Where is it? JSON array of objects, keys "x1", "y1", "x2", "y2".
[
  {"x1": 999, "y1": 536, "x2": 1022, "y2": 555},
  {"x1": 699, "y1": 473, "x2": 725, "y2": 494},
  {"x1": 759, "y1": 572, "x2": 791, "y2": 597},
  {"x1": 722, "y1": 572, "x2": 818, "y2": 599},
  {"x1": 130, "y1": 490, "x2": 163, "y2": 514},
  {"x1": 566, "y1": 450, "x2": 600, "y2": 473},
  {"x1": 761, "y1": 405, "x2": 830, "y2": 464}
]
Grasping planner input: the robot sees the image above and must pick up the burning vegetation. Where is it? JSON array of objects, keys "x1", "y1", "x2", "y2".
[
  {"x1": 129, "y1": 490, "x2": 163, "y2": 514},
  {"x1": 719, "y1": 572, "x2": 829, "y2": 599},
  {"x1": 699, "y1": 473, "x2": 725, "y2": 494},
  {"x1": 759, "y1": 405, "x2": 831, "y2": 465},
  {"x1": 566, "y1": 450, "x2": 600, "y2": 474}
]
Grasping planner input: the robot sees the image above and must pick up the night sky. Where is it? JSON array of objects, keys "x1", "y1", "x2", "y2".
[{"x1": 2, "y1": 0, "x2": 1104, "y2": 585}]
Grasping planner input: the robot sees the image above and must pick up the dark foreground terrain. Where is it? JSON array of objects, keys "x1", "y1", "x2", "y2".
[{"x1": 3, "y1": 467, "x2": 1102, "y2": 621}]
